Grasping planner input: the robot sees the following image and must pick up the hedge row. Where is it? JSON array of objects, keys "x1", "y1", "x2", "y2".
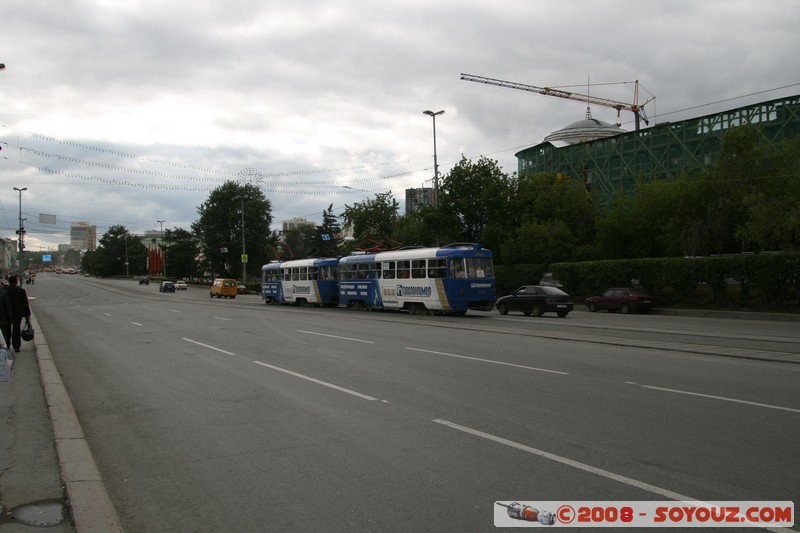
[{"x1": 495, "y1": 253, "x2": 800, "y2": 310}]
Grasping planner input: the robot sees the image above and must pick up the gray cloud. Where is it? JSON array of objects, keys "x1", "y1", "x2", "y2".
[{"x1": 2, "y1": 0, "x2": 799, "y2": 249}]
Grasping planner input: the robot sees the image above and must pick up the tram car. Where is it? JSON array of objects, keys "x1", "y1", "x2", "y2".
[
  {"x1": 261, "y1": 257, "x2": 339, "y2": 306},
  {"x1": 262, "y1": 243, "x2": 495, "y2": 315},
  {"x1": 337, "y1": 243, "x2": 495, "y2": 315}
]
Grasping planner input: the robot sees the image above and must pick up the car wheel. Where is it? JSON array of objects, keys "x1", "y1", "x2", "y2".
[
  {"x1": 530, "y1": 305, "x2": 543, "y2": 317},
  {"x1": 620, "y1": 303, "x2": 630, "y2": 314},
  {"x1": 557, "y1": 311, "x2": 569, "y2": 318},
  {"x1": 497, "y1": 303, "x2": 508, "y2": 315},
  {"x1": 588, "y1": 302, "x2": 597, "y2": 312}
]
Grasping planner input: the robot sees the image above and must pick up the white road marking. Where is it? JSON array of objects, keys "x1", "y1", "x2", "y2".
[
  {"x1": 104, "y1": 312, "x2": 112, "y2": 316},
  {"x1": 297, "y1": 330, "x2": 375, "y2": 344},
  {"x1": 182, "y1": 338, "x2": 236, "y2": 356},
  {"x1": 434, "y1": 419, "x2": 793, "y2": 533},
  {"x1": 434, "y1": 418, "x2": 690, "y2": 499},
  {"x1": 131, "y1": 322, "x2": 143, "y2": 327},
  {"x1": 253, "y1": 360, "x2": 380, "y2": 401},
  {"x1": 405, "y1": 347, "x2": 569, "y2": 375},
  {"x1": 170, "y1": 309, "x2": 180, "y2": 313},
  {"x1": 214, "y1": 317, "x2": 233, "y2": 321},
  {"x1": 637, "y1": 384, "x2": 800, "y2": 414}
]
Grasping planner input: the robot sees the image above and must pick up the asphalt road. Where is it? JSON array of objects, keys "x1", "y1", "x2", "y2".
[{"x1": 28, "y1": 275, "x2": 800, "y2": 532}]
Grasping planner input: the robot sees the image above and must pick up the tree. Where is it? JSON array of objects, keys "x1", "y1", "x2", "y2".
[
  {"x1": 193, "y1": 181, "x2": 273, "y2": 280},
  {"x1": 392, "y1": 206, "x2": 460, "y2": 248},
  {"x1": 438, "y1": 156, "x2": 514, "y2": 251},
  {"x1": 502, "y1": 172, "x2": 595, "y2": 263},
  {"x1": 163, "y1": 228, "x2": 198, "y2": 280},
  {"x1": 501, "y1": 219, "x2": 577, "y2": 265},
  {"x1": 91, "y1": 225, "x2": 148, "y2": 277},
  {"x1": 341, "y1": 191, "x2": 399, "y2": 245},
  {"x1": 278, "y1": 225, "x2": 318, "y2": 259},
  {"x1": 309, "y1": 204, "x2": 343, "y2": 258}
]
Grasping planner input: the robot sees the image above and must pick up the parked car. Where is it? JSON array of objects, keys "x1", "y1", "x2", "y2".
[
  {"x1": 237, "y1": 284, "x2": 249, "y2": 295},
  {"x1": 159, "y1": 281, "x2": 176, "y2": 293},
  {"x1": 585, "y1": 287, "x2": 654, "y2": 314},
  {"x1": 139, "y1": 276, "x2": 149, "y2": 285},
  {"x1": 210, "y1": 278, "x2": 238, "y2": 299},
  {"x1": 175, "y1": 280, "x2": 187, "y2": 290},
  {"x1": 495, "y1": 285, "x2": 574, "y2": 317}
]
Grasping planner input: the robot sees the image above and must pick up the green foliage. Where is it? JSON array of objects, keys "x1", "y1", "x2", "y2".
[
  {"x1": 308, "y1": 204, "x2": 343, "y2": 258},
  {"x1": 341, "y1": 191, "x2": 399, "y2": 244},
  {"x1": 192, "y1": 181, "x2": 272, "y2": 280},
  {"x1": 438, "y1": 156, "x2": 514, "y2": 251},
  {"x1": 89, "y1": 225, "x2": 148, "y2": 277},
  {"x1": 392, "y1": 206, "x2": 460, "y2": 247},
  {"x1": 540, "y1": 253, "x2": 800, "y2": 309},
  {"x1": 163, "y1": 227, "x2": 198, "y2": 280},
  {"x1": 278, "y1": 225, "x2": 319, "y2": 260}
]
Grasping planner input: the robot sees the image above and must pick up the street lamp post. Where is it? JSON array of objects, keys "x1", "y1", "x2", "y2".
[
  {"x1": 13, "y1": 187, "x2": 27, "y2": 277},
  {"x1": 239, "y1": 197, "x2": 247, "y2": 284},
  {"x1": 157, "y1": 220, "x2": 165, "y2": 278},
  {"x1": 423, "y1": 110, "x2": 444, "y2": 207}
]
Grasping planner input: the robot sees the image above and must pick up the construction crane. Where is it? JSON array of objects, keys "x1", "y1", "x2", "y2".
[{"x1": 460, "y1": 73, "x2": 655, "y2": 131}]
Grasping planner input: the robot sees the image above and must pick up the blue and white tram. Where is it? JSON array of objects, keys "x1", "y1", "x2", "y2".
[
  {"x1": 261, "y1": 258, "x2": 339, "y2": 306},
  {"x1": 338, "y1": 243, "x2": 495, "y2": 315}
]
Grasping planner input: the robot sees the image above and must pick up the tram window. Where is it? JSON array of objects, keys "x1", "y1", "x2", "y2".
[
  {"x1": 411, "y1": 260, "x2": 426, "y2": 278},
  {"x1": 357, "y1": 263, "x2": 370, "y2": 279},
  {"x1": 397, "y1": 260, "x2": 410, "y2": 278},
  {"x1": 300, "y1": 267, "x2": 308, "y2": 281},
  {"x1": 450, "y1": 259, "x2": 466, "y2": 279},
  {"x1": 310, "y1": 267, "x2": 318, "y2": 281},
  {"x1": 428, "y1": 258, "x2": 447, "y2": 278},
  {"x1": 383, "y1": 261, "x2": 395, "y2": 279},
  {"x1": 284, "y1": 269, "x2": 291, "y2": 281},
  {"x1": 465, "y1": 257, "x2": 494, "y2": 278},
  {"x1": 371, "y1": 262, "x2": 382, "y2": 279},
  {"x1": 292, "y1": 268, "x2": 300, "y2": 281}
]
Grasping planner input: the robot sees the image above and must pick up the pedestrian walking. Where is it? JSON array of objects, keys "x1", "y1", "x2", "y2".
[
  {"x1": 0, "y1": 280, "x2": 12, "y2": 350},
  {"x1": 7, "y1": 275, "x2": 31, "y2": 352}
]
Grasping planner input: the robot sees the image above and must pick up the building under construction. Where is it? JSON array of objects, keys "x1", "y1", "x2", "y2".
[{"x1": 515, "y1": 93, "x2": 800, "y2": 204}]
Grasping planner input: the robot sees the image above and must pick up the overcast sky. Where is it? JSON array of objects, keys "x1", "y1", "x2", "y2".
[{"x1": 1, "y1": 0, "x2": 798, "y2": 251}]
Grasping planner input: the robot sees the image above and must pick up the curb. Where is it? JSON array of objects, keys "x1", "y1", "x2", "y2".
[{"x1": 31, "y1": 313, "x2": 124, "y2": 533}]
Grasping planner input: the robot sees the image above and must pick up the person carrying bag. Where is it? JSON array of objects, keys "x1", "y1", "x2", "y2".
[{"x1": 7, "y1": 275, "x2": 31, "y2": 353}]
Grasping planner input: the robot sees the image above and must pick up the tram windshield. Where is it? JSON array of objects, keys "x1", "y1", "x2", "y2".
[{"x1": 449, "y1": 257, "x2": 494, "y2": 279}]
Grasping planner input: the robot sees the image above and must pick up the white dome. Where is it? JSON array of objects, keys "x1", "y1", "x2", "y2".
[{"x1": 544, "y1": 110, "x2": 626, "y2": 145}]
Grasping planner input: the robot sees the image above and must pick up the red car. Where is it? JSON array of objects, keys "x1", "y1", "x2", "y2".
[{"x1": 585, "y1": 287, "x2": 654, "y2": 314}]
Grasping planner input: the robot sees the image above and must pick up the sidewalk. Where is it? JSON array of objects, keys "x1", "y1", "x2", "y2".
[{"x1": 1, "y1": 313, "x2": 122, "y2": 532}]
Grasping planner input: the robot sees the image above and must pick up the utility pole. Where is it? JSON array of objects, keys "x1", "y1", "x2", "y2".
[
  {"x1": 157, "y1": 220, "x2": 165, "y2": 278},
  {"x1": 239, "y1": 197, "x2": 247, "y2": 284},
  {"x1": 423, "y1": 110, "x2": 444, "y2": 207},
  {"x1": 14, "y1": 187, "x2": 27, "y2": 277}
]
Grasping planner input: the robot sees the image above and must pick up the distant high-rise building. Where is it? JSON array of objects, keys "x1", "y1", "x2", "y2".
[
  {"x1": 282, "y1": 217, "x2": 317, "y2": 232},
  {"x1": 70, "y1": 221, "x2": 96, "y2": 251},
  {"x1": 405, "y1": 187, "x2": 434, "y2": 214}
]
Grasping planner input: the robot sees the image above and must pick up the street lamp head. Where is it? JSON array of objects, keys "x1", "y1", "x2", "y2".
[
  {"x1": 13, "y1": 187, "x2": 27, "y2": 192},
  {"x1": 0, "y1": 64, "x2": 5, "y2": 71},
  {"x1": 423, "y1": 110, "x2": 445, "y2": 117}
]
